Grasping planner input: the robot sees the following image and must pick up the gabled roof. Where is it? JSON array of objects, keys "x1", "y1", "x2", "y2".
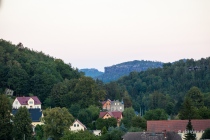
[
  {"x1": 12, "y1": 108, "x2": 43, "y2": 122},
  {"x1": 101, "y1": 99, "x2": 111, "y2": 105},
  {"x1": 122, "y1": 132, "x2": 181, "y2": 140},
  {"x1": 147, "y1": 120, "x2": 210, "y2": 133},
  {"x1": 72, "y1": 119, "x2": 87, "y2": 129},
  {"x1": 99, "y1": 111, "x2": 122, "y2": 119},
  {"x1": 16, "y1": 96, "x2": 41, "y2": 105}
]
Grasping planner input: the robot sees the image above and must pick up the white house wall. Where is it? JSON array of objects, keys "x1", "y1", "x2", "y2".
[
  {"x1": 179, "y1": 132, "x2": 203, "y2": 140},
  {"x1": 12, "y1": 98, "x2": 22, "y2": 109},
  {"x1": 12, "y1": 98, "x2": 41, "y2": 109},
  {"x1": 70, "y1": 121, "x2": 85, "y2": 131}
]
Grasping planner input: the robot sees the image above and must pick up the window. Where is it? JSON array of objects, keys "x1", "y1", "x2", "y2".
[
  {"x1": 15, "y1": 101, "x2": 18, "y2": 104},
  {"x1": 74, "y1": 124, "x2": 76, "y2": 127},
  {"x1": 120, "y1": 107, "x2": 122, "y2": 109},
  {"x1": 118, "y1": 103, "x2": 119, "y2": 105},
  {"x1": 77, "y1": 124, "x2": 79, "y2": 127},
  {"x1": 115, "y1": 103, "x2": 116, "y2": 105},
  {"x1": 29, "y1": 101, "x2": 33, "y2": 104}
]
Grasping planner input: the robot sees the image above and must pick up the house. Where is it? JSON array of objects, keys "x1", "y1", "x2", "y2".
[
  {"x1": 102, "y1": 99, "x2": 111, "y2": 110},
  {"x1": 147, "y1": 120, "x2": 210, "y2": 140},
  {"x1": 102, "y1": 99, "x2": 124, "y2": 112},
  {"x1": 70, "y1": 119, "x2": 87, "y2": 131},
  {"x1": 93, "y1": 130, "x2": 101, "y2": 136},
  {"x1": 5, "y1": 88, "x2": 14, "y2": 96},
  {"x1": 99, "y1": 111, "x2": 123, "y2": 126},
  {"x1": 12, "y1": 96, "x2": 41, "y2": 109},
  {"x1": 12, "y1": 108, "x2": 44, "y2": 132},
  {"x1": 110, "y1": 100, "x2": 124, "y2": 112},
  {"x1": 122, "y1": 132, "x2": 181, "y2": 140}
]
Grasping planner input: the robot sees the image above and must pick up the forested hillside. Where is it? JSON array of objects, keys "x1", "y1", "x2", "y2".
[
  {"x1": 0, "y1": 39, "x2": 82, "y2": 103},
  {"x1": 96, "y1": 60, "x2": 163, "y2": 83},
  {"x1": 1, "y1": 39, "x2": 210, "y2": 140},
  {"x1": 1, "y1": 39, "x2": 210, "y2": 117},
  {"x1": 110, "y1": 58, "x2": 210, "y2": 115},
  {"x1": 0, "y1": 39, "x2": 108, "y2": 111}
]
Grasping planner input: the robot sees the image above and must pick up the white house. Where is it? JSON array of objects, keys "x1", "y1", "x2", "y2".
[
  {"x1": 70, "y1": 119, "x2": 87, "y2": 131},
  {"x1": 93, "y1": 130, "x2": 101, "y2": 136},
  {"x1": 12, "y1": 96, "x2": 41, "y2": 109}
]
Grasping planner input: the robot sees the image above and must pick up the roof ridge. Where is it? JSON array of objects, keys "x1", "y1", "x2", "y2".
[{"x1": 75, "y1": 119, "x2": 87, "y2": 129}]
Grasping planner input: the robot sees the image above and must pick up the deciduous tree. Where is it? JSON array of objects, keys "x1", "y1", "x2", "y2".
[
  {"x1": 131, "y1": 116, "x2": 146, "y2": 130},
  {"x1": 201, "y1": 128, "x2": 210, "y2": 139},
  {"x1": 179, "y1": 98, "x2": 200, "y2": 120},
  {"x1": 42, "y1": 107, "x2": 74, "y2": 140},
  {"x1": 61, "y1": 130, "x2": 99, "y2": 140},
  {"x1": 144, "y1": 108, "x2": 168, "y2": 120}
]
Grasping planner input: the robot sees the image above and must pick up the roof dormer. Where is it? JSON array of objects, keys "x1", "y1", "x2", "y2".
[{"x1": 28, "y1": 98, "x2": 34, "y2": 105}]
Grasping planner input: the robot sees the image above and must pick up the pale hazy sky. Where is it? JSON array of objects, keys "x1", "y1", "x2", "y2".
[{"x1": 0, "y1": 0, "x2": 210, "y2": 71}]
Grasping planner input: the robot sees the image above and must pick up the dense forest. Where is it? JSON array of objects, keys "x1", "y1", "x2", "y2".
[
  {"x1": 1, "y1": 39, "x2": 210, "y2": 116},
  {"x1": 109, "y1": 57, "x2": 210, "y2": 115},
  {"x1": 0, "y1": 39, "x2": 109, "y2": 109},
  {"x1": 1, "y1": 39, "x2": 210, "y2": 140},
  {"x1": 1, "y1": 39, "x2": 210, "y2": 115}
]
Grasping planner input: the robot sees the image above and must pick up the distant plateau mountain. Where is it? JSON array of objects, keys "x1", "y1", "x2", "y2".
[
  {"x1": 80, "y1": 60, "x2": 163, "y2": 83},
  {"x1": 79, "y1": 68, "x2": 104, "y2": 78}
]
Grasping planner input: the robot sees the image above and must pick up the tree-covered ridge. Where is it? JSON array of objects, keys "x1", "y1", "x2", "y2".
[
  {"x1": 113, "y1": 57, "x2": 210, "y2": 113},
  {"x1": 96, "y1": 60, "x2": 163, "y2": 83},
  {"x1": 0, "y1": 39, "x2": 82, "y2": 102}
]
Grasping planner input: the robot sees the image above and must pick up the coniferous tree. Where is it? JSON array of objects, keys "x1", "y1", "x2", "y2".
[
  {"x1": 101, "y1": 126, "x2": 107, "y2": 135},
  {"x1": 184, "y1": 119, "x2": 196, "y2": 140},
  {"x1": 0, "y1": 94, "x2": 13, "y2": 140},
  {"x1": 12, "y1": 106, "x2": 33, "y2": 140}
]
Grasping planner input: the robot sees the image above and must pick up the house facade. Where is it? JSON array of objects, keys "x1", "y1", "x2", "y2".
[
  {"x1": 12, "y1": 96, "x2": 41, "y2": 109},
  {"x1": 102, "y1": 99, "x2": 111, "y2": 110},
  {"x1": 93, "y1": 130, "x2": 101, "y2": 136},
  {"x1": 122, "y1": 132, "x2": 181, "y2": 140},
  {"x1": 110, "y1": 100, "x2": 124, "y2": 112},
  {"x1": 70, "y1": 119, "x2": 87, "y2": 131},
  {"x1": 99, "y1": 111, "x2": 123, "y2": 126},
  {"x1": 102, "y1": 99, "x2": 124, "y2": 112},
  {"x1": 147, "y1": 120, "x2": 210, "y2": 140}
]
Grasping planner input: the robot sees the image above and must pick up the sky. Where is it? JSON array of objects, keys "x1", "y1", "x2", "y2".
[{"x1": 0, "y1": 0, "x2": 210, "y2": 72}]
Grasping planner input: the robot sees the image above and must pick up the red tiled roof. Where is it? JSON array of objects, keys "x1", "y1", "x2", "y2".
[
  {"x1": 99, "y1": 112, "x2": 107, "y2": 118},
  {"x1": 147, "y1": 120, "x2": 210, "y2": 133},
  {"x1": 99, "y1": 111, "x2": 122, "y2": 119},
  {"x1": 17, "y1": 96, "x2": 41, "y2": 105}
]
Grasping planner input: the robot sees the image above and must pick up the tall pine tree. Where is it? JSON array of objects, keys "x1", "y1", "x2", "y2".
[
  {"x1": 0, "y1": 94, "x2": 13, "y2": 140},
  {"x1": 184, "y1": 119, "x2": 196, "y2": 140},
  {"x1": 12, "y1": 106, "x2": 33, "y2": 140}
]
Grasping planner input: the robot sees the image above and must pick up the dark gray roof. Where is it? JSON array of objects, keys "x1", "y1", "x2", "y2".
[
  {"x1": 122, "y1": 132, "x2": 181, "y2": 140},
  {"x1": 12, "y1": 108, "x2": 42, "y2": 122}
]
